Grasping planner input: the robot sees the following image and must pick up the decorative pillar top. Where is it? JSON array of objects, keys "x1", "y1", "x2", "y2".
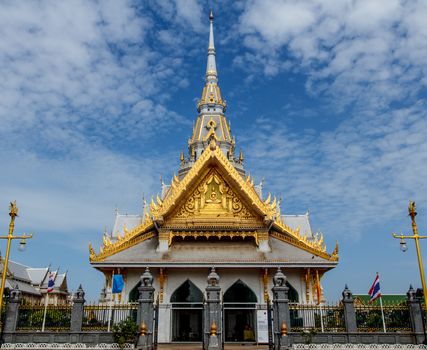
[
  {"x1": 207, "y1": 267, "x2": 220, "y2": 286},
  {"x1": 9, "y1": 284, "x2": 21, "y2": 302},
  {"x1": 141, "y1": 267, "x2": 154, "y2": 287},
  {"x1": 407, "y1": 284, "x2": 416, "y2": 302},
  {"x1": 342, "y1": 284, "x2": 354, "y2": 302},
  {"x1": 74, "y1": 284, "x2": 85, "y2": 302},
  {"x1": 273, "y1": 267, "x2": 286, "y2": 287}
]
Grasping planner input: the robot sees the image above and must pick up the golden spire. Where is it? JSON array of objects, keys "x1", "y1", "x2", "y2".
[
  {"x1": 180, "y1": 151, "x2": 185, "y2": 165},
  {"x1": 239, "y1": 149, "x2": 244, "y2": 163}
]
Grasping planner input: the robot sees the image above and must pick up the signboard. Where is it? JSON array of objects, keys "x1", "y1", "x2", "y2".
[{"x1": 256, "y1": 309, "x2": 269, "y2": 343}]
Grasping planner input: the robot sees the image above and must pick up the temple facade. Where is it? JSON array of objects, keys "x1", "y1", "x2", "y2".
[{"x1": 89, "y1": 11, "x2": 338, "y2": 344}]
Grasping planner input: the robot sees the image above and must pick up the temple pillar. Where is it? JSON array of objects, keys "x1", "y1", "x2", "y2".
[
  {"x1": 272, "y1": 268, "x2": 290, "y2": 350},
  {"x1": 407, "y1": 285, "x2": 425, "y2": 343},
  {"x1": 70, "y1": 284, "x2": 85, "y2": 332},
  {"x1": 204, "y1": 267, "x2": 223, "y2": 350},
  {"x1": 3, "y1": 284, "x2": 21, "y2": 332},
  {"x1": 136, "y1": 268, "x2": 155, "y2": 350},
  {"x1": 341, "y1": 285, "x2": 357, "y2": 333}
]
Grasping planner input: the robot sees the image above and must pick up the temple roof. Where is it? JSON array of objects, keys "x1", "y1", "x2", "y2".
[
  {"x1": 89, "y1": 11, "x2": 339, "y2": 269},
  {"x1": 282, "y1": 214, "x2": 313, "y2": 237},
  {"x1": 112, "y1": 213, "x2": 143, "y2": 238},
  {"x1": 0, "y1": 260, "x2": 68, "y2": 296}
]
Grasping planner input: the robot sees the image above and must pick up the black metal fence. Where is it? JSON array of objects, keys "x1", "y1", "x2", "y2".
[
  {"x1": 8, "y1": 300, "x2": 416, "y2": 334},
  {"x1": 355, "y1": 303, "x2": 411, "y2": 332},
  {"x1": 82, "y1": 302, "x2": 138, "y2": 331},
  {"x1": 290, "y1": 303, "x2": 345, "y2": 332},
  {"x1": 17, "y1": 303, "x2": 72, "y2": 331}
]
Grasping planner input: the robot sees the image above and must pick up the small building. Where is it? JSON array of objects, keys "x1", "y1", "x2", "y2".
[
  {"x1": 0, "y1": 258, "x2": 69, "y2": 305},
  {"x1": 89, "y1": 11, "x2": 339, "y2": 344}
]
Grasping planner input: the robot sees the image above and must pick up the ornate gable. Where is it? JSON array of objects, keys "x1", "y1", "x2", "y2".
[{"x1": 167, "y1": 168, "x2": 259, "y2": 224}]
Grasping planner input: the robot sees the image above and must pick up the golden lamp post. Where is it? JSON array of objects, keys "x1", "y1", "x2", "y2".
[
  {"x1": 392, "y1": 201, "x2": 427, "y2": 315},
  {"x1": 0, "y1": 201, "x2": 33, "y2": 317}
]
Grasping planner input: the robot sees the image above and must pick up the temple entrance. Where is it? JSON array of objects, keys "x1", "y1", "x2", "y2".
[
  {"x1": 223, "y1": 280, "x2": 257, "y2": 343},
  {"x1": 171, "y1": 280, "x2": 203, "y2": 342}
]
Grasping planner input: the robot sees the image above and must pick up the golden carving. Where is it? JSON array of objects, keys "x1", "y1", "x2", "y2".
[
  {"x1": 305, "y1": 269, "x2": 310, "y2": 302},
  {"x1": 262, "y1": 268, "x2": 269, "y2": 302},
  {"x1": 332, "y1": 240, "x2": 339, "y2": 259},
  {"x1": 172, "y1": 169, "x2": 256, "y2": 221},
  {"x1": 169, "y1": 230, "x2": 259, "y2": 246},
  {"x1": 88, "y1": 243, "x2": 95, "y2": 261},
  {"x1": 158, "y1": 268, "x2": 166, "y2": 303}
]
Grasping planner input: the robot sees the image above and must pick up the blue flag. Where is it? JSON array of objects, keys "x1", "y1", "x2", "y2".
[{"x1": 112, "y1": 274, "x2": 124, "y2": 293}]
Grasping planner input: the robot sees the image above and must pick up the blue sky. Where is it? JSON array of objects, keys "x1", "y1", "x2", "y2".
[{"x1": 1, "y1": 0, "x2": 427, "y2": 301}]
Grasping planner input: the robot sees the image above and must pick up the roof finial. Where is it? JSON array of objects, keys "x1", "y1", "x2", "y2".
[{"x1": 206, "y1": 9, "x2": 217, "y2": 80}]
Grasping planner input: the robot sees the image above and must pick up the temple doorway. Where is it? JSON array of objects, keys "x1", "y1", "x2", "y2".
[
  {"x1": 171, "y1": 280, "x2": 203, "y2": 342},
  {"x1": 223, "y1": 280, "x2": 257, "y2": 343}
]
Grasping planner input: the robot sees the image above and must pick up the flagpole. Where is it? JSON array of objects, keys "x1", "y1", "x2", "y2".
[
  {"x1": 41, "y1": 292, "x2": 48, "y2": 332},
  {"x1": 107, "y1": 270, "x2": 114, "y2": 332},
  {"x1": 379, "y1": 296, "x2": 386, "y2": 333}
]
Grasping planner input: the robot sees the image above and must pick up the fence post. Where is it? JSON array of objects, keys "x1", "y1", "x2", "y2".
[
  {"x1": 342, "y1": 284, "x2": 357, "y2": 333},
  {"x1": 271, "y1": 268, "x2": 290, "y2": 350},
  {"x1": 204, "y1": 267, "x2": 222, "y2": 350},
  {"x1": 136, "y1": 268, "x2": 155, "y2": 350},
  {"x1": 3, "y1": 284, "x2": 21, "y2": 332},
  {"x1": 70, "y1": 284, "x2": 85, "y2": 332},
  {"x1": 407, "y1": 285, "x2": 425, "y2": 342}
]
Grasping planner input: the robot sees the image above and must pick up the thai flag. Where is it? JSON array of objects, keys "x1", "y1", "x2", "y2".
[
  {"x1": 47, "y1": 272, "x2": 56, "y2": 293},
  {"x1": 368, "y1": 273, "x2": 381, "y2": 303}
]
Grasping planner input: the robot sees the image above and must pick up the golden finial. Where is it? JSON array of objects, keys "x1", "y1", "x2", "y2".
[
  {"x1": 280, "y1": 320, "x2": 288, "y2": 336},
  {"x1": 140, "y1": 321, "x2": 147, "y2": 336},
  {"x1": 332, "y1": 240, "x2": 339, "y2": 258},
  {"x1": 180, "y1": 151, "x2": 185, "y2": 165},
  {"x1": 210, "y1": 320, "x2": 217, "y2": 336},
  {"x1": 156, "y1": 195, "x2": 163, "y2": 206},
  {"x1": 9, "y1": 201, "x2": 18, "y2": 218},
  {"x1": 88, "y1": 243, "x2": 95, "y2": 260},
  {"x1": 409, "y1": 200, "x2": 417, "y2": 218},
  {"x1": 239, "y1": 149, "x2": 244, "y2": 163}
]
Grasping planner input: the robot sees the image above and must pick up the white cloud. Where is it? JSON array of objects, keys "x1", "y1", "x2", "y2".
[
  {"x1": 0, "y1": 0, "x2": 192, "y2": 150},
  {"x1": 237, "y1": 0, "x2": 427, "y2": 110},
  {"x1": 239, "y1": 102, "x2": 427, "y2": 240}
]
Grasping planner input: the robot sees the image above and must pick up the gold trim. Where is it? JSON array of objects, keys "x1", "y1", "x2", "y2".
[
  {"x1": 158, "y1": 268, "x2": 166, "y2": 303},
  {"x1": 90, "y1": 229, "x2": 155, "y2": 262},
  {"x1": 169, "y1": 230, "x2": 259, "y2": 245},
  {"x1": 271, "y1": 230, "x2": 336, "y2": 262}
]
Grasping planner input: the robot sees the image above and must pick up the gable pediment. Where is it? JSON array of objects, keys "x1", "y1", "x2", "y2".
[
  {"x1": 165, "y1": 168, "x2": 263, "y2": 227},
  {"x1": 150, "y1": 141, "x2": 277, "y2": 226}
]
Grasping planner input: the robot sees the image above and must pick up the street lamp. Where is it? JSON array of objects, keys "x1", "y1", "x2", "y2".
[
  {"x1": 0, "y1": 201, "x2": 33, "y2": 318},
  {"x1": 392, "y1": 201, "x2": 427, "y2": 315}
]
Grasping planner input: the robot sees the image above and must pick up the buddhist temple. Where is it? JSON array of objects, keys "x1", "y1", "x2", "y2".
[{"x1": 89, "y1": 11, "x2": 338, "y2": 344}]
